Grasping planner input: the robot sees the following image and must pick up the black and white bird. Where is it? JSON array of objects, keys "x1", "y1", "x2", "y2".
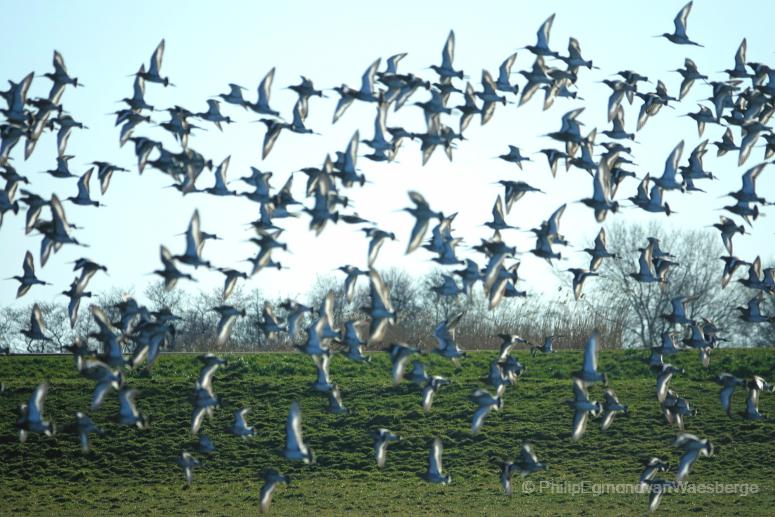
[
  {"x1": 9, "y1": 251, "x2": 49, "y2": 298},
  {"x1": 715, "y1": 373, "x2": 744, "y2": 417},
  {"x1": 74, "y1": 412, "x2": 102, "y2": 452},
  {"x1": 639, "y1": 457, "x2": 670, "y2": 491},
  {"x1": 212, "y1": 305, "x2": 246, "y2": 347},
  {"x1": 674, "y1": 433, "x2": 713, "y2": 481},
  {"x1": 138, "y1": 39, "x2": 172, "y2": 86},
  {"x1": 17, "y1": 383, "x2": 55, "y2": 442},
  {"x1": 743, "y1": 376, "x2": 773, "y2": 420},
  {"x1": 259, "y1": 469, "x2": 289, "y2": 513},
  {"x1": 372, "y1": 428, "x2": 400, "y2": 468},
  {"x1": 659, "y1": 2, "x2": 702, "y2": 47},
  {"x1": 433, "y1": 312, "x2": 466, "y2": 363},
  {"x1": 501, "y1": 443, "x2": 546, "y2": 495},
  {"x1": 600, "y1": 388, "x2": 628, "y2": 431},
  {"x1": 230, "y1": 408, "x2": 256, "y2": 438},
  {"x1": 117, "y1": 387, "x2": 149, "y2": 429},
  {"x1": 388, "y1": 342, "x2": 419, "y2": 385},
  {"x1": 20, "y1": 303, "x2": 50, "y2": 342},
  {"x1": 470, "y1": 388, "x2": 503, "y2": 434},
  {"x1": 656, "y1": 364, "x2": 684, "y2": 403},
  {"x1": 421, "y1": 375, "x2": 451, "y2": 414},
  {"x1": 177, "y1": 451, "x2": 199, "y2": 486},
  {"x1": 566, "y1": 378, "x2": 602, "y2": 441}
]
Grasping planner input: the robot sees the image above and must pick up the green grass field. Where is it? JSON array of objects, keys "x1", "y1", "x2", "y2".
[{"x1": 1, "y1": 348, "x2": 775, "y2": 516}]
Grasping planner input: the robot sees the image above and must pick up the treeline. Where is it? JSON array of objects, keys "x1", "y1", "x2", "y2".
[
  {"x1": 1, "y1": 223, "x2": 772, "y2": 353},
  {"x1": 0, "y1": 271, "x2": 626, "y2": 354}
]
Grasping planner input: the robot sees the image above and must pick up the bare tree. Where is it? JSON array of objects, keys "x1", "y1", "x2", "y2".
[
  {"x1": 143, "y1": 280, "x2": 185, "y2": 314},
  {"x1": 587, "y1": 220, "x2": 750, "y2": 348}
]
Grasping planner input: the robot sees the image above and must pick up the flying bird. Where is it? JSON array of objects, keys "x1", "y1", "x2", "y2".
[{"x1": 659, "y1": 2, "x2": 702, "y2": 46}]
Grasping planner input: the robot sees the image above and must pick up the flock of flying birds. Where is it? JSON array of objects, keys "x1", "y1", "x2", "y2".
[{"x1": 2, "y1": 2, "x2": 775, "y2": 513}]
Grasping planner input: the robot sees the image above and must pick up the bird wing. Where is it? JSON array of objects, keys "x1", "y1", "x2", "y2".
[
  {"x1": 214, "y1": 156, "x2": 231, "y2": 191},
  {"x1": 262, "y1": 121, "x2": 284, "y2": 159},
  {"x1": 582, "y1": 333, "x2": 599, "y2": 375},
  {"x1": 259, "y1": 479, "x2": 278, "y2": 513},
  {"x1": 603, "y1": 388, "x2": 619, "y2": 407},
  {"x1": 215, "y1": 312, "x2": 237, "y2": 346},
  {"x1": 547, "y1": 203, "x2": 566, "y2": 233},
  {"x1": 328, "y1": 385, "x2": 344, "y2": 411},
  {"x1": 332, "y1": 93, "x2": 355, "y2": 124},
  {"x1": 184, "y1": 210, "x2": 204, "y2": 260},
  {"x1": 369, "y1": 268, "x2": 394, "y2": 313},
  {"x1": 375, "y1": 438, "x2": 389, "y2": 467},
  {"x1": 648, "y1": 483, "x2": 666, "y2": 512},
  {"x1": 638, "y1": 246, "x2": 655, "y2": 277},
  {"x1": 592, "y1": 158, "x2": 612, "y2": 203},
  {"x1": 663, "y1": 140, "x2": 684, "y2": 182},
  {"x1": 572, "y1": 410, "x2": 589, "y2": 440},
  {"x1": 441, "y1": 31, "x2": 455, "y2": 69},
  {"x1": 501, "y1": 464, "x2": 513, "y2": 495},
  {"x1": 258, "y1": 67, "x2": 275, "y2": 106},
  {"x1": 741, "y1": 163, "x2": 765, "y2": 195},
  {"x1": 31, "y1": 303, "x2": 47, "y2": 336},
  {"x1": 471, "y1": 404, "x2": 492, "y2": 434},
  {"x1": 191, "y1": 406, "x2": 207, "y2": 435},
  {"x1": 601, "y1": 410, "x2": 615, "y2": 431},
  {"x1": 385, "y1": 53, "x2": 407, "y2": 74},
  {"x1": 133, "y1": 65, "x2": 146, "y2": 101},
  {"x1": 407, "y1": 217, "x2": 430, "y2": 255},
  {"x1": 234, "y1": 408, "x2": 250, "y2": 431},
  {"x1": 676, "y1": 449, "x2": 699, "y2": 481},
  {"x1": 119, "y1": 388, "x2": 139, "y2": 418},
  {"x1": 656, "y1": 372, "x2": 672, "y2": 402},
  {"x1": 89, "y1": 304, "x2": 116, "y2": 336},
  {"x1": 521, "y1": 444, "x2": 540, "y2": 467},
  {"x1": 343, "y1": 130, "x2": 359, "y2": 174},
  {"x1": 498, "y1": 53, "x2": 518, "y2": 82},
  {"x1": 391, "y1": 349, "x2": 412, "y2": 385},
  {"x1": 673, "y1": 432, "x2": 700, "y2": 448},
  {"x1": 747, "y1": 388, "x2": 760, "y2": 414},
  {"x1": 481, "y1": 70, "x2": 497, "y2": 94},
  {"x1": 198, "y1": 363, "x2": 219, "y2": 391},
  {"x1": 50, "y1": 194, "x2": 73, "y2": 241},
  {"x1": 360, "y1": 59, "x2": 381, "y2": 96},
  {"x1": 422, "y1": 385, "x2": 435, "y2": 413},
  {"x1": 572, "y1": 377, "x2": 589, "y2": 401},
  {"x1": 595, "y1": 228, "x2": 607, "y2": 249},
  {"x1": 22, "y1": 250, "x2": 36, "y2": 278},
  {"x1": 91, "y1": 380, "x2": 114, "y2": 409},
  {"x1": 286, "y1": 401, "x2": 305, "y2": 452},
  {"x1": 429, "y1": 438, "x2": 444, "y2": 475},
  {"x1": 148, "y1": 39, "x2": 165, "y2": 78},
  {"x1": 536, "y1": 13, "x2": 555, "y2": 50},
  {"x1": 52, "y1": 50, "x2": 68, "y2": 76},
  {"x1": 734, "y1": 38, "x2": 747, "y2": 70},
  {"x1": 673, "y1": 1, "x2": 692, "y2": 39},
  {"x1": 719, "y1": 385, "x2": 735, "y2": 413},
  {"x1": 27, "y1": 383, "x2": 48, "y2": 423}
]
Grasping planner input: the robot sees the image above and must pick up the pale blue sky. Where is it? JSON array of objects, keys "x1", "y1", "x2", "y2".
[{"x1": 1, "y1": 0, "x2": 773, "y2": 307}]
